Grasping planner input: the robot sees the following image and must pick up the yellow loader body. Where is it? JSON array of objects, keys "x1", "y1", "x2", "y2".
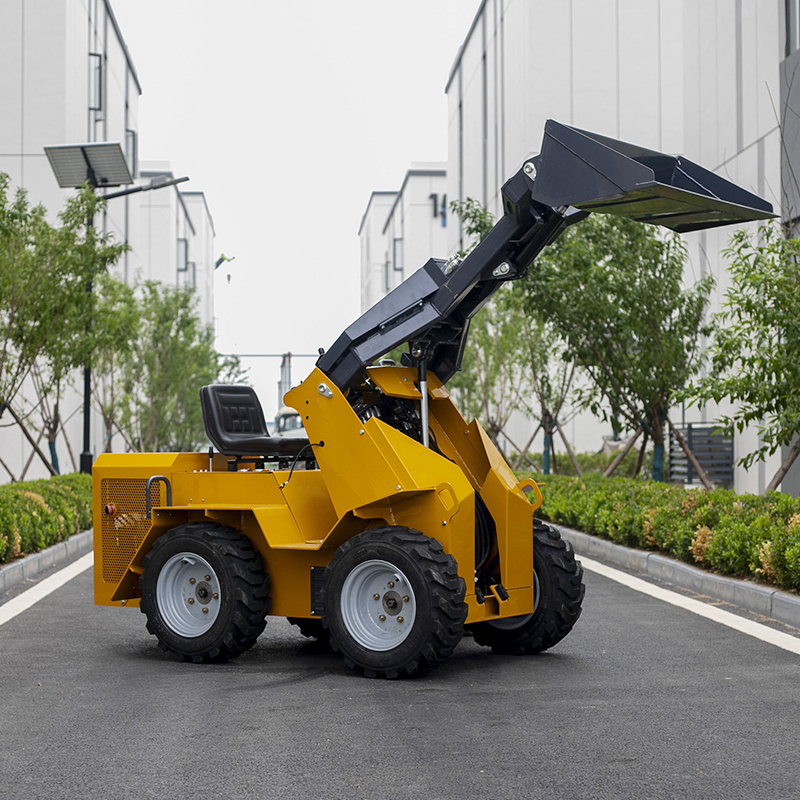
[{"x1": 93, "y1": 366, "x2": 542, "y2": 624}]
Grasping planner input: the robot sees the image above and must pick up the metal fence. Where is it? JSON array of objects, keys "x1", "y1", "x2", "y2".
[{"x1": 668, "y1": 423, "x2": 734, "y2": 487}]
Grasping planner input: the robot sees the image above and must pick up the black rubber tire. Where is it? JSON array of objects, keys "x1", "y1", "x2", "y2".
[
  {"x1": 470, "y1": 519, "x2": 584, "y2": 654},
  {"x1": 140, "y1": 522, "x2": 271, "y2": 663},
  {"x1": 321, "y1": 527, "x2": 467, "y2": 679},
  {"x1": 287, "y1": 617, "x2": 330, "y2": 643}
]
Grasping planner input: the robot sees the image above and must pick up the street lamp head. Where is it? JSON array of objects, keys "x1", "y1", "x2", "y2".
[{"x1": 44, "y1": 142, "x2": 133, "y2": 189}]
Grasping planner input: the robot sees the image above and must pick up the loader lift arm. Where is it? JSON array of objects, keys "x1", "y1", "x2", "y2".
[{"x1": 317, "y1": 120, "x2": 773, "y2": 392}]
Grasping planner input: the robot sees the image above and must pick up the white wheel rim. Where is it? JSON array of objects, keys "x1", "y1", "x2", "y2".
[
  {"x1": 488, "y1": 567, "x2": 540, "y2": 631},
  {"x1": 340, "y1": 559, "x2": 417, "y2": 651},
  {"x1": 157, "y1": 552, "x2": 221, "y2": 638}
]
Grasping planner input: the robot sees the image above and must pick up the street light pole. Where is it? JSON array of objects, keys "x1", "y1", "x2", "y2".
[{"x1": 44, "y1": 142, "x2": 188, "y2": 474}]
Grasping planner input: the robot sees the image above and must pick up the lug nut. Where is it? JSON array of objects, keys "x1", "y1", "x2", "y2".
[
  {"x1": 204, "y1": 575, "x2": 211, "y2": 581},
  {"x1": 202, "y1": 608, "x2": 209, "y2": 614},
  {"x1": 379, "y1": 615, "x2": 386, "y2": 622},
  {"x1": 189, "y1": 577, "x2": 196, "y2": 584},
  {"x1": 397, "y1": 617, "x2": 404, "y2": 623},
  {"x1": 188, "y1": 598, "x2": 195, "y2": 605},
  {"x1": 212, "y1": 593, "x2": 219, "y2": 600},
  {"x1": 373, "y1": 593, "x2": 380, "y2": 600},
  {"x1": 402, "y1": 596, "x2": 409, "y2": 602},
  {"x1": 387, "y1": 581, "x2": 395, "y2": 588}
]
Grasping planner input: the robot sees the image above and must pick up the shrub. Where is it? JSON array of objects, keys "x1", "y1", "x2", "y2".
[
  {"x1": 0, "y1": 473, "x2": 92, "y2": 564},
  {"x1": 525, "y1": 471, "x2": 800, "y2": 592}
]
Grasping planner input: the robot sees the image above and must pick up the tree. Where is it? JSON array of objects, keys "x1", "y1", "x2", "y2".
[
  {"x1": 514, "y1": 308, "x2": 581, "y2": 475},
  {"x1": 448, "y1": 200, "x2": 526, "y2": 446},
  {"x1": 32, "y1": 187, "x2": 127, "y2": 471},
  {"x1": 448, "y1": 199, "x2": 580, "y2": 469},
  {"x1": 90, "y1": 272, "x2": 141, "y2": 453},
  {"x1": 0, "y1": 177, "x2": 125, "y2": 477},
  {"x1": 685, "y1": 223, "x2": 800, "y2": 493},
  {"x1": 522, "y1": 214, "x2": 713, "y2": 483},
  {"x1": 119, "y1": 282, "x2": 245, "y2": 452}
]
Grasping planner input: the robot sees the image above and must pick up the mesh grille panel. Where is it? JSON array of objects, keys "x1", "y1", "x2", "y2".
[{"x1": 100, "y1": 479, "x2": 160, "y2": 584}]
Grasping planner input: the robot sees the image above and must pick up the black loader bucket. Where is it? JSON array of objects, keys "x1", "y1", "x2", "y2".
[{"x1": 529, "y1": 120, "x2": 774, "y2": 232}]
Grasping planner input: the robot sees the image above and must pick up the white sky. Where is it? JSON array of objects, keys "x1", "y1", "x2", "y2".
[{"x1": 111, "y1": 0, "x2": 479, "y2": 417}]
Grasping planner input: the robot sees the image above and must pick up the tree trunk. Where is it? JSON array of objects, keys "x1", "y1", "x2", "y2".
[
  {"x1": 556, "y1": 422, "x2": 583, "y2": 476},
  {"x1": 59, "y1": 418, "x2": 78, "y2": 472},
  {"x1": 666, "y1": 417, "x2": 712, "y2": 491},
  {"x1": 542, "y1": 411, "x2": 554, "y2": 475},
  {"x1": 512, "y1": 424, "x2": 541, "y2": 471},
  {"x1": 603, "y1": 427, "x2": 643, "y2": 478},
  {"x1": 634, "y1": 432, "x2": 649, "y2": 478},
  {"x1": 0, "y1": 454, "x2": 17, "y2": 482},
  {"x1": 20, "y1": 426, "x2": 46, "y2": 480},
  {"x1": 5, "y1": 404, "x2": 57, "y2": 477},
  {"x1": 765, "y1": 434, "x2": 800, "y2": 494},
  {"x1": 498, "y1": 429, "x2": 542, "y2": 473}
]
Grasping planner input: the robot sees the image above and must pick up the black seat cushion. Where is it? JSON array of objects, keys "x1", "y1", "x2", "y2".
[{"x1": 200, "y1": 385, "x2": 308, "y2": 458}]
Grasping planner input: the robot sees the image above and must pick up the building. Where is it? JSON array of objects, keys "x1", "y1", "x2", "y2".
[
  {"x1": 0, "y1": 0, "x2": 216, "y2": 481},
  {"x1": 134, "y1": 162, "x2": 216, "y2": 329},
  {"x1": 359, "y1": 164, "x2": 448, "y2": 313},
  {"x1": 361, "y1": 0, "x2": 798, "y2": 494}
]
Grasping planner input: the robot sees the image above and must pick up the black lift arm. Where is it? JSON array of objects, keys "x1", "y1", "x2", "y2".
[{"x1": 317, "y1": 120, "x2": 774, "y2": 392}]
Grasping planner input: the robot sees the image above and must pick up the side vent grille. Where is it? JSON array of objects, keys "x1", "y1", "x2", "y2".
[{"x1": 100, "y1": 479, "x2": 160, "y2": 583}]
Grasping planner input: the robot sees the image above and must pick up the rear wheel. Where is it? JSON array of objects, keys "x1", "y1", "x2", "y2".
[
  {"x1": 471, "y1": 520, "x2": 584, "y2": 654},
  {"x1": 321, "y1": 527, "x2": 467, "y2": 678},
  {"x1": 140, "y1": 523, "x2": 270, "y2": 663}
]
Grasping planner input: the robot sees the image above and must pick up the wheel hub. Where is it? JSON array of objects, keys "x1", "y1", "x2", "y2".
[
  {"x1": 382, "y1": 591, "x2": 403, "y2": 615},
  {"x1": 156, "y1": 553, "x2": 221, "y2": 638},
  {"x1": 340, "y1": 560, "x2": 417, "y2": 651}
]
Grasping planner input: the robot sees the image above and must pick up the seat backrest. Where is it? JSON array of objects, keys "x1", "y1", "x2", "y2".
[{"x1": 200, "y1": 385, "x2": 269, "y2": 452}]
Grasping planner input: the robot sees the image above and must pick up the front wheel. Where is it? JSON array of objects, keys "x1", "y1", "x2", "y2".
[
  {"x1": 321, "y1": 527, "x2": 467, "y2": 678},
  {"x1": 140, "y1": 523, "x2": 271, "y2": 663},
  {"x1": 470, "y1": 520, "x2": 584, "y2": 654}
]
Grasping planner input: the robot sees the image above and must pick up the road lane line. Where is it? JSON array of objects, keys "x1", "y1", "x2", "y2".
[
  {"x1": 580, "y1": 555, "x2": 800, "y2": 655},
  {"x1": 0, "y1": 552, "x2": 94, "y2": 628}
]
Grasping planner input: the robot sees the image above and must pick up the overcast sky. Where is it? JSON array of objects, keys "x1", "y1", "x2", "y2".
[{"x1": 111, "y1": 0, "x2": 479, "y2": 416}]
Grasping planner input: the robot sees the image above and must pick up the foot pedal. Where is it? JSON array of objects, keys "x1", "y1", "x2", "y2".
[{"x1": 489, "y1": 582, "x2": 509, "y2": 603}]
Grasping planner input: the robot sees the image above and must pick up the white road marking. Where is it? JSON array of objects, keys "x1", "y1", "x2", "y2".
[
  {"x1": 580, "y1": 555, "x2": 800, "y2": 655},
  {"x1": 0, "y1": 552, "x2": 94, "y2": 628}
]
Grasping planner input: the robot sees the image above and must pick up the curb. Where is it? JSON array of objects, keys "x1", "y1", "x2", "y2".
[
  {"x1": 0, "y1": 529, "x2": 93, "y2": 596},
  {"x1": 557, "y1": 524, "x2": 800, "y2": 630}
]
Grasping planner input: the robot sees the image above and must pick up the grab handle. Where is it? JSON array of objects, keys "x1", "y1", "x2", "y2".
[{"x1": 145, "y1": 475, "x2": 172, "y2": 519}]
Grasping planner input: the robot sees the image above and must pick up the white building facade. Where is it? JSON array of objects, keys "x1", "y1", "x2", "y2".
[
  {"x1": 0, "y1": 0, "x2": 216, "y2": 482},
  {"x1": 361, "y1": 0, "x2": 798, "y2": 494},
  {"x1": 444, "y1": 0, "x2": 786, "y2": 495},
  {"x1": 359, "y1": 165, "x2": 449, "y2": 313}
]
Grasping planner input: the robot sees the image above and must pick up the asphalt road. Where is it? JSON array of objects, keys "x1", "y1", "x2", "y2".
[{"x1": 2, "y1": 560, "x2": 799, "y2": 800}]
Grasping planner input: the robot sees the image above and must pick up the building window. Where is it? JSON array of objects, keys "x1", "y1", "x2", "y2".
[
  {"x1": 177, "y1": 238, "x2": 188, "y2": 273},
  {"x1": 393, "y1": 238, "x2": 404, "y2": 272},
  {"x1": 89, "y1": 53, "x2": 103, "y2": 111},
  {"x1": 788, "y1": 0, "x2": 800, "y2": 56},
  {"x1": 125, "y1": 130, "x2": 137, "y2": 178}
]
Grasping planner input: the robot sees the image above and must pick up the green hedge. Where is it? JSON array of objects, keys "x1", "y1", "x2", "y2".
[
  {"x1": 0, "y1": 473, "x2": 92, "y2": 564},
  {"x1": 527, "y1": 472, "x2": 800, "y2": 593}
]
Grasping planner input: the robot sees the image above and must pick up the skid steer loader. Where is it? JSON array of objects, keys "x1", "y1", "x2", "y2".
[{"x1": 93, "y1": 121, "x2": 773, "y2": 678}]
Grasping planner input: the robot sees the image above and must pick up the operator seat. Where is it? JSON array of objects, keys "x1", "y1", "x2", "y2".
[{"x1": 200, "y1": 385, "x2": 308, "y2": 460}]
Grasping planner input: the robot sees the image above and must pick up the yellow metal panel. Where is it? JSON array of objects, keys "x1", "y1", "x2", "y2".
[{"x1": 366, "y1": 365, "x2": 449, "y2": 399}]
